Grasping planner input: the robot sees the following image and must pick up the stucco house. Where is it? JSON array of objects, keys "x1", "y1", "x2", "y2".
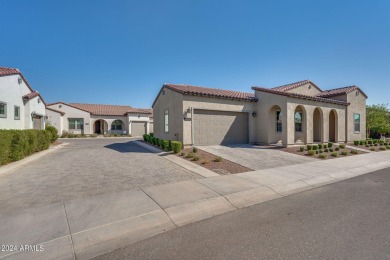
[
  {"x1": 46, "y1": 102, "x2": 153, "y2": 136},
  {"x1": 152, "y1": 80, "x2": 367, "y2": 147},
  {"x1": 0, "y1": 67, "x2": 46, "y2": 130}
]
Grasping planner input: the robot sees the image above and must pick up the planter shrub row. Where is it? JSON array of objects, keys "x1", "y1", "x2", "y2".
[
  {"x1": 143, "y1": 134, "x2": 182, "y2": 154},
  {"x1": 0, "y1": 129, "x2": 53, "y2": 166}
]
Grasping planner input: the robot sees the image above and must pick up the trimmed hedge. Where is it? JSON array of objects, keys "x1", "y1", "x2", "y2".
[
  {"x1": 171, "y1": 141, "x2": 182, "y2": 154},
  {"x1": 45, "y1": 125, "x2": 58, "y2": 142},
  {"x1": 0, "y1": 129, "x2": 53, "y2": 166}
]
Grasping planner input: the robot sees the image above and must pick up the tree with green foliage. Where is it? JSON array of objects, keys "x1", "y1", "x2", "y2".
[{"x1": 366, "y1": 104, "x2": 390, "y2": 139}]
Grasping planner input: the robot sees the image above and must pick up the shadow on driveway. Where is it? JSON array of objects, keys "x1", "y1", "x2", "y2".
[{"x1": 104, "y1": 141, "x2": 152, "y2": 153}]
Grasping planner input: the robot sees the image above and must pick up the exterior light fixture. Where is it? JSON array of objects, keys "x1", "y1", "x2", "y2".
[{"x1": 252, "y1": 112, "x2": 257, "y2": 117}]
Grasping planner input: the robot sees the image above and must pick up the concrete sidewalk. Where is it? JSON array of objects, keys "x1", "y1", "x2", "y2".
[{"x1": 1, "y1": 151, "x2": 390, "y2": 260}]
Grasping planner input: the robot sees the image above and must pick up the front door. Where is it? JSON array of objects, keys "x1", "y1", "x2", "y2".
[{"x1": 95, "y1": 120, "x2": 101, "y2": 134}]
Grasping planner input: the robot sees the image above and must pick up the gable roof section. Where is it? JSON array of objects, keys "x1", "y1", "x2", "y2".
[
  {"x1": 1, "y1": 66, "x2": 47, "y2": 105},
  {"x1": 152, "y1": 83, "x2": 257, "y2": 107},
  {"x1": 46, "y1": 107, "x2": 65, "y2": 116},
  {"x1": 252, "y1": 86, "x2": 350, "y2": 106},
  {"x1": 271, "y1": 80, "x2": 322, "y2": 93},
  {"x1": 316, "y1": 86, "x2": 368, "y2": 99}
]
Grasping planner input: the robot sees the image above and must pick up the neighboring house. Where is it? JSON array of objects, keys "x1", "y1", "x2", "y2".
[
  {"x1": 152, "y1": 80, "x2": 367, "y2": 147},
  {"x1": 46, "y1": 102, "x2": 153, "y2": 136},
  {"x1": 0, "y1": 67, "x2": 46, "y2": 130}
]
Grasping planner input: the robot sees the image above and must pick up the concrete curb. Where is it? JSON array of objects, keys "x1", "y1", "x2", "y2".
[
  {"x1": 135, "y1": 141, "x2": 219, "y2": 178},
  {"x1": 0, "y1": 143, "x2": 69, "y2": 176}
]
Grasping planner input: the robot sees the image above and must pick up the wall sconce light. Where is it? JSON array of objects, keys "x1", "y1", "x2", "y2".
[
  {"x1": 186, "y1": 108, "x2": 191, "y2": 113},
  {"x1": 252, "y1": 112, "x2": 257, "y2": 117}
]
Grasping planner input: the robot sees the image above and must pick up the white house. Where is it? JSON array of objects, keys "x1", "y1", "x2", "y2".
[
  {"x1": 46, "y1": 102, "x2": 153, "y2": 136},
  {"x1": 0, "y1": 67, "x2": 46, "y2": 130}
]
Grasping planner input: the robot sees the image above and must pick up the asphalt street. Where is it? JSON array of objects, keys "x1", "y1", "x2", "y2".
[{"x1": 95, "y1": 167, "x2": 390, "y2": 260}]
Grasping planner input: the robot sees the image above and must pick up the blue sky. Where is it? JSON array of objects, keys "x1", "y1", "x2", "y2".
[{"x1": 1, "y1": 0, "x2": 389, "y2": 108}]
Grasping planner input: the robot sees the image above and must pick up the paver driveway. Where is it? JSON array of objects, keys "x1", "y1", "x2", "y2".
[
  {"x1": 0, "y1": 138, "x2": 200, "y2": 215},
  {"x1": 197, "y1": 144, "x2": 316, "y2": 170}
]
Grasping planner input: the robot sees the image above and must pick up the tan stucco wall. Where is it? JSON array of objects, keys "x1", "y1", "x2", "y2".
[
  {"x1": 254, "y1": 90, "x2": 347, "y2": 146},
  {"x1": 345, "y1": 90, "x2": 367, "y2": 142},
  {"x1": 182, "y1": 96, "x2": 256, "y2": 145},
  {"x1": 285, "y1": 83, "x2": 322, "y2": 96},
  {"x1": 47, "y1": 103, "x2": 91, "y2": 134},
  {"x1": 152, "y1": 87, "x2": 184, "y2": 142}
]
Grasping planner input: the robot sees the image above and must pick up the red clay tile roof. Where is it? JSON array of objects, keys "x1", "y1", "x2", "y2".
[
  {"x1": 46, "y1": 107, "x2": 65, "y2": 116},
  {"x1": 252, "y1": 86, "x2": 350, "y2": 106},
  {"x1": 317, "y1": 86, "x2": 368, "y2": 99},
  {"x1": 164, "y1": 83, "x2": 257, "y2": 101},
  {"x1": 22, "y1": 91, "x2": 40, "y2": 100},
  {"x1": 271, "y1": 80, "x2": 322, "y2": 92},
  {"x1": 48, "y1": 102, "x2": 152, "y2": 116}
]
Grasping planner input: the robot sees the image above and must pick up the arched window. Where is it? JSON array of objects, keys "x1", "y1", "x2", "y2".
[{"x1": 111, "y1": 120, "x2": 123, "y2": 130}]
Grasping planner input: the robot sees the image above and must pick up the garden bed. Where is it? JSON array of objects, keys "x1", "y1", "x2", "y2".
[
  {"x1": 178, "y1": 148, "x2": 253, "y2": 175},
  {"x1": 281, "y1": 143, "x2": 366, "y2": 160},
  {"x1": 350, "y1": 139, "x2": 390, "y2": 152}
]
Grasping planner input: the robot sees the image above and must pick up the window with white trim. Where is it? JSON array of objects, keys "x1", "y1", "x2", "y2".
[
  {"x1": 354, "y1": 114, "x2": 361, "y2": 132},
  {"x1": 111, "y1": 120, "x2": 123, "y2": 130},
  {"x1": 69, "y1": 118, "x2": 84, "y2": 130},
  {"x1": 164, "y1": 109, "x2": 169, "y2": 132},
  {"x1": 0, "y1": 102, "x2": 6, "y2": 118},
  {"x1": 14, "y1": 106, "x2": 20, "y2": 120}
]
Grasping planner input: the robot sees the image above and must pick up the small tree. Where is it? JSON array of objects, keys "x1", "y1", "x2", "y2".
[{"x1": 366, "y1": 104, "x2": 390, "y2": 139}]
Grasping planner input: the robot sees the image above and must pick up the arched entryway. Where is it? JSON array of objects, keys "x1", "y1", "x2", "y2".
[
  {"x1": 294, "y1": 105, "x2": 306, "y2": 144},
  {"x1": 313, "y1": 108, "x2": 323, "y2": 143},
  {"x1": 268, "y1": 105, "x2": 283, "y2": 144},
  {"x1": 329, "y1": 110, "x2": 337, "y2": 142},
  {"x1": 94, "y1": 119, "x2": 108, "y2": 134}
]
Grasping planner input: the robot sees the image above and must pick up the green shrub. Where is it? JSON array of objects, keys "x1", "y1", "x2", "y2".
[
  {"x1": 315, "y1": 150, "x2": 319, "y2": 154},
  {"x1": 335, "y1": 147, "x2": 340, "y2": 151},
  {"x1": 318, "y1": 144, "x2": 323, "y2": 149},
  {"x1": 89, "y1": 134, "x2": 97, "y2": 138},
  {"x1": 308, "y1": 150, "x2": 316, "y2": 156},
  {"x1": 328, "y1": 142, "x2": 333, "y2": 148},
  {"x1": 162, "y1": 140, "x2": 170, "y2": 150},
  {"x1": 45, "y1": 125, "x2": 58, "y2": 142},
  {"x1": 374, "y1": 143, "x2": 378, "y2": 146},
  {"x1": 384, "y1": 142, "x2": 389, "y2": 146},
  {"x1": 380, "y1": 142, "x2": 384, "y2": 146},
  {"x1": 307, "y1": 145, "x2": 313, "y2": 151},
  {"x1": 367, "y1": 140, "x2": 373, "y2": 145},
  {"x1": 365, "y1": 144, "x2": 369, "y2": 147},
  {"x1": 373, "y1": 139, "x2": 379, "y2": 144},
  {"x1": 61, "y1": 131, "x2": 69, "y2": 138},
  {"x1": 168, "y1": 140, "x2": 172, "y2": 151},
  {"x1": 0, "y1": 130, "x2": 52, "y2": 165},
  {"x1": 180, "y1": 152, "x2": 185, "y2": 156},
  {"x1": 387, "y1": 146, "x2": 390, "y2": 150},
  {"x1": 330, "y1": 152, "x2": 338, "y2": 157},
  {"x1": 149, "y1": 133, "x2": 154, "y2": 137},
  {"x1": 351, "y1": 150, "x2": 359, "y2": 154},
  {"x1": 143, "y1": 134, "x2": 148, "y2": 142},
  {"x1": 380, "y1": 146, "x2": 386, "y2": 151},
  {"x1": 171, "y1": 141, "x2": 182, "y2": 154},
  {"x1": 339, "y1": 144, "x2": 346, "y2": 149},
  {"x1": 319, "y1": 154, "x2": 327, "y2": 159},
  {"x1": 341, "y1": 151, "x2": 348, "y2": 156},
  {"x1": 329, "y1": 148, "x2": 334, "y2": 152},
  {"x1": 214, "y1": 156, "x2": 223, "y2": 162},
  {"x1": 359, "y1": 140, "x2": 364, "y2": 145},
  {"x1": 324, "y1": 148, "x2": 329, "y2": 152},
  {"x1": 312, "y1": 145, "x2": 318, "y2": 151},
  {"x1": 299, "y1": 147, "x2": 304, "y2": 152},
  {"x1": 192, "y1": 155, "x2": 200, "y2": 161},
  {"x1": 186, "y1": 152, "x2": 195, "y2": 158},
  {"x1": 319, "y1": 150, "x2": 324, "y2": 154},
  {"x1": 155, "y1": 138, "x2": 160, "y2": 147},
  {"x1": 370, "y1": 147, "x2": 376, "y2": 151},
  {"x1": 193, "y1": 147, "x2": 198, "y2": 153},
  {"x1": 159, "y1": 139, "x2": 164, "y2": 148}
]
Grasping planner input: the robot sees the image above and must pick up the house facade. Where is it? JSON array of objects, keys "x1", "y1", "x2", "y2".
[
  {"x1": 46, "y1": 102, "x2": 153, "y2": 136},
  {"x1": 152, "y1": 80, "x2": 367, "y2": 147},
  {"x1": 0, "y1": 67, "x2": 46, "y2": 130}
]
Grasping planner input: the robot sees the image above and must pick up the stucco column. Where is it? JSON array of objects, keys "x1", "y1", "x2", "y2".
[
  {"x1": 129, "y1": 121, "x2": 132, "y2": 135},
  {"x1": 146, "y1": 121, "x2": 150, "y2": 134},
  {"x1": 305, "y1": 106, "x2": 313, "y2": 144},
  {"x1": 322, "y1": 109, "x2": 329, "y2": 142},
  {"x1": 286, "y1": 104, "x2": 295, "y2": 146}
]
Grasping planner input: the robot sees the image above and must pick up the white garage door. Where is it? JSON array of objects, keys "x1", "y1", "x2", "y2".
[
  {"x1": 193, "y1": 110, "x2": 248, "y2": 145},
  {"x1": 132, "y1": 122, "x2": 146, "y2": 136}
]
